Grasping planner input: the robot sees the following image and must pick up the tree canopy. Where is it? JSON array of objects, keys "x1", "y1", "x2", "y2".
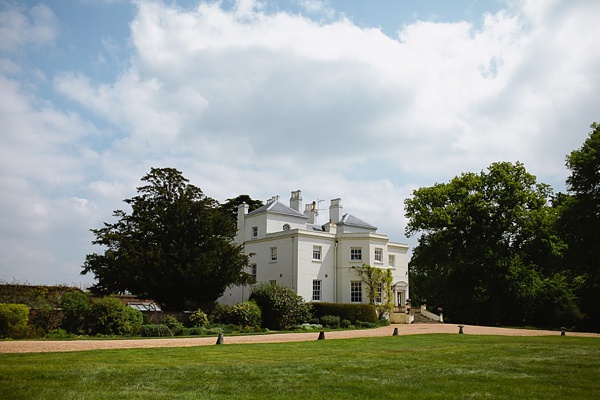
[
  {"x1": 405, "y1": 161, "x2": 574, "y2": 326},
  {"x1": 219, "y1": 194, "x2": 264, "y2": 222},
  {"x1": 557, "y1": 122, "x2": 600, "y2": 331},
  {"x1": 82, "y1": 168, "x2": 251, "y2": 310}
]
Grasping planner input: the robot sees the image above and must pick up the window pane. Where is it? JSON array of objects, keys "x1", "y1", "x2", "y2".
[
  {"x1": 312, "y1": 280, "x2": 321, "y2": 301},
  {"x1": 313, "y1": 246, "x2": 322, "y2": 260},
  {"x1": 351, "y1": 281, "x2": 362, "y2": 303}
]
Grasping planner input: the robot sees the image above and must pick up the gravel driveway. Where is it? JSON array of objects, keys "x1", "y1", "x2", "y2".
[{"x1": 1, "y1": 324, "x2": 598, "y2": 354}]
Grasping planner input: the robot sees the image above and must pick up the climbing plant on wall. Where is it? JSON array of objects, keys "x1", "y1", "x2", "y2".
[{"x1": 351, "y1": 264, "x2": 393, "y2": 318}]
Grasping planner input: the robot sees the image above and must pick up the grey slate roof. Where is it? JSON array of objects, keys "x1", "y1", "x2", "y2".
[
  {"x1": 338, "y1": 213, "x2": 377, "y2": 230},
  {"x1": 248, "y1": 200, "x2": 308, "y2": 219}
]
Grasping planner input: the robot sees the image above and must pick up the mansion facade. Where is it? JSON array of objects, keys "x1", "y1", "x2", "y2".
[{"x1": 218, "y1": 190, "x2": 409, "y2": 309}]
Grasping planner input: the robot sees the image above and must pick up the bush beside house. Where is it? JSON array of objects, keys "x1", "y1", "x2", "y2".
[
  {"x1": 249, "y1": 283, "x2": 312, "y2": 330},
  {"x1": 311, "y1": 302, "x2": 378, "y2": 324}
]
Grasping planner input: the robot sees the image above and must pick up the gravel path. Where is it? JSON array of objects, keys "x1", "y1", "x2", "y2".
[{"x1": 1, "y1": 324, "x2": 598, "y2": 354}]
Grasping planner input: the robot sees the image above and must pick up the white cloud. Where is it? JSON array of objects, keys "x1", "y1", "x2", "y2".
[
  {"x1": 51, "y1": 0, "x2": 600, "y2": 215},
  {"x1": 0, "y1": 2, "x2": 59, "y2": 51}
]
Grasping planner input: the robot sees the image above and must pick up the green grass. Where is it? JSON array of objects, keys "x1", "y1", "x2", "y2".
[{"x1": 1, "y1": 334, "x2": 599, "y2": 399}]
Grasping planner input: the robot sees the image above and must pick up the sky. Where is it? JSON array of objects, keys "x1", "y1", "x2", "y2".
[{"x1": 1, "y1": 0, "x2": 599, "y2": 287}]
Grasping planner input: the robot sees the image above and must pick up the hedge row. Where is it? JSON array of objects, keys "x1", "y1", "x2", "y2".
[{"x1": 311, "y1": 302, "x2": 377, "y2": 324}]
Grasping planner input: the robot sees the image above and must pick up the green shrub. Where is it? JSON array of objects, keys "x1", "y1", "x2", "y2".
[
  {"x1": 173, "y1": 326, "x2": 190, "y2": 336},
  {"x1": 311, "y1": 302, "x2": 377, "y2": 324},
  {"x1": 0, "y1": 303, "x2": 29, "y2": 337},
  {"x1": 189, "y1": 309, "x2": 209, "y2": 327},
  {"x1": 355, "y1": 321, "x2": 377, "y2": 328},
  {"x1": 341, "y1": 319, "x2": 351, "y2": 328},
  {"x1": 123, "y1": 307, "x2": 143, "y2": 335},
  {"x1": 60, "y1": 291, "x2": 90, "y2": 334},
  {"x1": 320, "y1": 315, "x2": 341, "y2": 328},
  {"x1": 188, "y1": 326, "x2": 206, "y2": 335},
  {"x1": 230, "y1": 301, "x2": 261, "y2": 327},
  {"x1": 162, "y1": 315, "x2": 181, "y2": 329},
  {"x1": 139, "y1": 324, "x2": 173, "y2": 337},
  {"x1": 87, "y1": 296, "x2": 142, "y2": 336},
  {"x1": 249, "y1": 283, "x2": 313, "y2": 330},
  {"x1": 31, "y1": 304, "x2": 62, "y2": 333},
  {"x1": 205, "y1": 326, "x2": 224, "y2": 335},
  {"x1": 210, "y1": 303, "x2": 233, "y2": 325},
  {"x1": 45, "y1": 328, "x2": 75, "y2": 339},
  {"x1": 290, "y1": 323, "x2": 322, "y2": 330}
]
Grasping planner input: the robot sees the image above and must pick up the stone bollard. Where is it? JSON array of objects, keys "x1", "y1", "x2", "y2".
[
  {"x1": 216, "y1": 332, "x2": 224, "y2": 344},
  {"x1": 393, "y1": 327, "x2": 399, "y2": 336},
  {"x1": 318, "y1": 331, "x2": 325, "y2": 340},
  {"x1": 458, "y1": 325, "x2": 464, "y2": 334},
  {"x1": 561, "y1": 327, "x2": 566, "y2": 336}
]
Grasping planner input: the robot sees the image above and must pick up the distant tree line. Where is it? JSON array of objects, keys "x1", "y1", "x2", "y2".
[{"x1": 405, "y1": 122, "x2": 600, "y2": 331}]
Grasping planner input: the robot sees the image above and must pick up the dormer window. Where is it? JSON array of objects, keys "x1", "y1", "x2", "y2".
[{"x1": 252, "y1": 226, "x2": 258, "y2": 238}]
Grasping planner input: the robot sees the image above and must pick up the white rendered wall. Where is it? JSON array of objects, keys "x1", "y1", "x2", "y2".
[
  {"x1": 220, "y1": 203, "x2": 410, "y2": 308},
  {"x1": 296, "y1": 234, "x2": 336, "y2": 303}
]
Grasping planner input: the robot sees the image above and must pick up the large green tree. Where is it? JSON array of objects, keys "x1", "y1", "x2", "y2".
[
  {"x1": 82, "y1": 168, "x2": 251, "y2": 310},
  {"x1": 405, "y1": 162, "x2": 574, "y2": 326},
  {"x1": 219, "y1": 194, "x2": 264, "y2": 222},
  {"x1": 558, "y1": 122, "x2": 600, "y2": 331}
]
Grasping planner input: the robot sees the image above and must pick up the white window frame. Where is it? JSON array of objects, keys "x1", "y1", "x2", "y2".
[
  {"x1": 350, "y1": 247, "x2": 362, "y2": 261},
  {"x1": 313, "y1": 246, "x2": 322, "y2": 261},
  {"x1": 252, "y1": 226, "x2": 258, "y2": 238},
  {"x1": 312, "y1": 280, "x2": 322, "y2": 301},
  {"x1": 351, "y1": 281, "x2": 362, "y2": 303},
  {"x1": 270, "y1": 247, "x2": 277, "y2": 262},
  {"x1": 375, "y1": 282, "x2": 383, "y2": 303},
  {"x1": 250, "y1": 263, "x2": 257, "y2": 283},
  {"x1": 389, "y1": 254, "x2": 395, "y2": 267},
  {"x1": 374, "y1": 248, "x2": 383, "y2": 263}
]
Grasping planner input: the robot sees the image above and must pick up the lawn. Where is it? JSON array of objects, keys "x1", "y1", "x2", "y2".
[{"x1": 1, "y1": 334, "x2": 598, "y2": 399}]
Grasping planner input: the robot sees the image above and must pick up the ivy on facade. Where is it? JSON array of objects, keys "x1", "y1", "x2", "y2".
[{"x1": 351, "y1": 264, "x2": 393, "y2": 317}]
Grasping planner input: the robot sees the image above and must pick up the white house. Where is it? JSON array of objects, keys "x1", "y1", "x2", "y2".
[{"x1": 219, "y1": 190, "x2": 410, "y2": 314}]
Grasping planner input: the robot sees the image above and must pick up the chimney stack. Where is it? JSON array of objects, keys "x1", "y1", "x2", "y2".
[
  {"x1": 290, "y1": 190, "x2": 302, "y2": 212},
  {"x1": 304, "y1": 202, "x2": 318, "y2": 224},
  {"x1": 236, "y1": 203, "x2": 249, "y2": 244},
  {"x1": 329, "y1": 198, "x2": 343, "y2": 224}
]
